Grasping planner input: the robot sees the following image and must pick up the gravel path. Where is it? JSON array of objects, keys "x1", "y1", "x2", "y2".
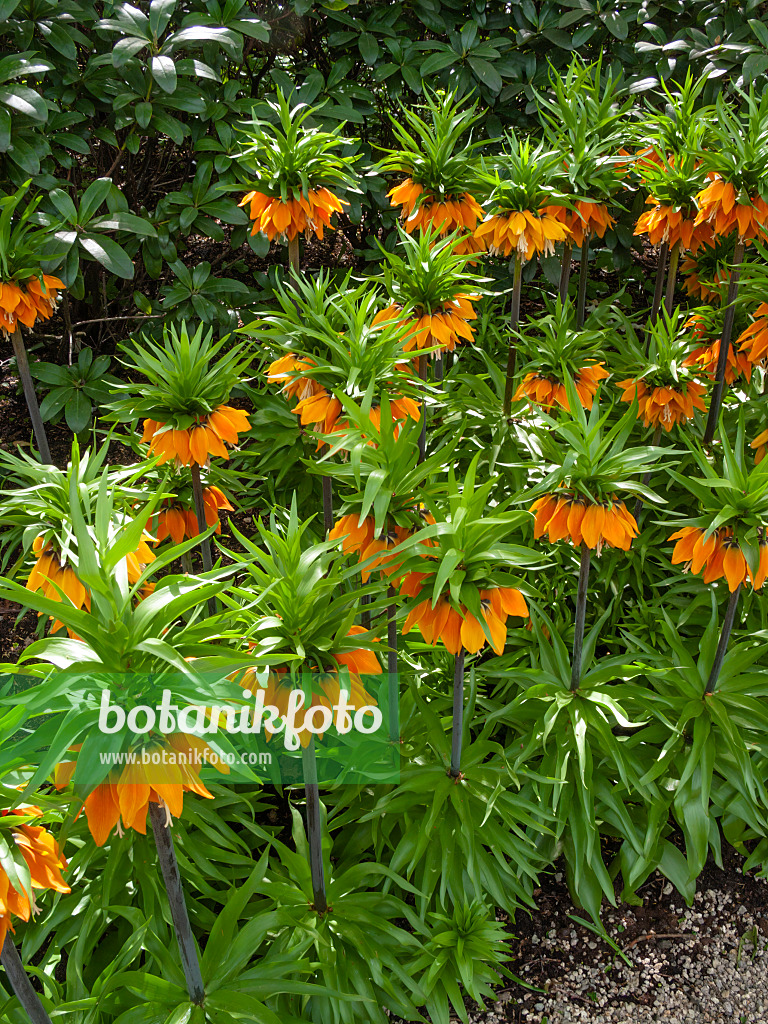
[{"x1": 475, "y1": 853, "x2": 768, "y2": 1024}]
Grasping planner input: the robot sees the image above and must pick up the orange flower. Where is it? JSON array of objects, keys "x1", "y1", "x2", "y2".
[
  {"x1": 27, "y1": 535, "x2": 155, "y2": 634},
  {"x1": 237, "y1": 631, "x2": 380, "y2": 749},
  {"x1": 239, "y1": 187, "x2": 347, "y2": 243},
  {"x1": 329, "y1": 514, "x2": 377, "y2": 557},
  {"x1": 544, "y1": 201, "x2": 615, "y2": 248},
  {"x1": 616, "y1": 377, "x2": 707, "y2": 430},
  {"x1": 681, "y1": 254, "x2": 727, "y2": 303},
  {"x1": 694, "y1": 177, "x2": 768, "y2": 242},
  {"x1": 751, "y1": 428, "x2": 768, "y2": 464},
  {"x1": 388, "y1": 179, "x2": 485, "y2": 256},
  {"x1": 142, "y1": 405, "x2": 250, "y2": 468},
  {"x1": 531, "y1": 493, "x2": 638, "y2": 552},
  {"x1": 54, "y1": 735, "x2": 229, "y2": 847},
  {"x1": 403, "y1": 586, "x2": 528, "y2": 655},
  {"x1": 682, "y1": 338, "x2": 752, "y2": 384},
  {"x1": 736, "y1": 303, "x2": 768, "y2": 367},
  {"x1": 359, "y1": 524, "x2": 411, "y2": 583},
  {"x1": 475, "y1": 208, "x2": 570, "y2": 260},
  {"x1": 670, "y1": 525, "x2": 768, "y2": 592},
  {"x1": 0, "y1": 275, "x2": 64, "y2": 334},
  {"x1": 634, "y1": 199, "x2": 712, "y2": 252},
  {"x1": 372, "y1": 295, "x2": 478, "y2": 354},
  {"x1": 514, "y1": 364, "x2": 609, "y2": 412},
  {"x1": 154, "y1": 486, "x2": 234, "y2": 544},
  {"x1": 266, "y1": 353, "x2": 321, "y2": 401},
  {"x1": 0, "y1": 806, "x2": 70, "y2": 952}
]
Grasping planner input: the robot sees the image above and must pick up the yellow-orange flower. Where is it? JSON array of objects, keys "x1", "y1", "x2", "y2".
[
  {"x1": 142, "y1": 405, "x2": 250, "y2": 468},
  {"x1": 682, "y1": 337, "x2": 752, "y2": 384},
  {"x1": 616, "y1": 377, "x2": 707, "y2": 430},
  {"x1": 544, "y1": 201, "x2": 615, "y2": 248},
  {"x1": 670, "y1": 525, "x2": 768, "y2": 591},
  {"x1": 154, "y1": 486, "x2": 234, "y2": 544},
  {"x1": 54, "y1": 735, "x2": 229, "y2": 847},
  {"x1": 681, "y1": 255, "x2": 727, "y2": 303},
  {"x1": 475, "y1": 209, "x2": 570, "y2": 260},
  {"x1": 634, "y1": 198, "x2": 712, "y2": 252},
  {"x1": 0, "y1": 275, "x2": 64, "y2": 334},
  {"x1": 736, "y1": 303, "x2": 768, "y2": 367},
  {"x1": 266, "y1": 354, "x2": 321, "y2": 401},
  {"x1": 239, "y1": 187, "x2": 347, "y2": 243},
  {"x1": 388, "y1": 178, "x2": 485, "y2": 256},
  {"x1": 27, "y1": 534, "x2": 155, "y2": 634},
  {"x1": 372, "y1": 296, "x2": 478, "y2": 354},
  {"x1": 403, "y1": 586, "x2": 528, "y2": 655},
  {"x1": 329, "y1": 514, "x2": 377, "y2": 557},
  {"x1": 358, "y1": 523, "x2": 412, "y2": 583},
  {"x1": 694, "y1": 178, "x2": 768, "y2": 242},
  {"x1": 531, "y1": 493, "x2": 638, "y2": 552},
  {"x1": 514, "y1": 364, "x2": 609, "y2": 412},
  {"x1": 0, "y1": 806, "x2": 70, "y2": 952},
  {"x1": 752, "y1": 428, "x2": 768, "y2": 464},
  {"x1": 237, "y1": 630, "x2": 380, "y2": 749}
]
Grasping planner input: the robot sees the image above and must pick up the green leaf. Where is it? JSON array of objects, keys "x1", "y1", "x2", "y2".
[
  {"x1": 151, "y1": 54, "x2": 177, "y2": 93},
  {"x1": 0, "y1": 84, "x2": 47, "y2": 121},
  {"x1": 359, "y1": 32, "x2": 379, "y2": 65},
  {"x1": 135, "y1": 100, "x2": 153, "y2": 128},
  {"x1": 79, "y1": 234, "x2": 135, "y2": 278},
  {"x1": 467, "y1": 57, "x2": 503, "y2": 92},
  {"x1": 604, "y1": 11, "x2": 628, "y2": 39},
  {"x1": 65, "y1": 390, "x2": 92, "y2": 433}
]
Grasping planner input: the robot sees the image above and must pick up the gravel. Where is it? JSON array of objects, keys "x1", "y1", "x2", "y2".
[{"x1": 474, "y1": 855, "x2": 768, "y2": 1024}]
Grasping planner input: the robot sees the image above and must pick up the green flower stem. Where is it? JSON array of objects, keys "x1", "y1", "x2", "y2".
[
  {"x1": 387, "y1": 584, "x2": 398, "y2": 743},
  {"x1": 559, "y1": 241, "x2": 573, "y2": 302},
  {"x1": 633, "y1": 424, "x2": 663, "y2": 520},
  {"x1": 301, "y1": 739, "x2": 328, "y2": 914},
  {"x1": 502, "y1": 253, "x2": 523, "y2": 416},
  {"x1": 148, "y1": 801, "x2": 205, "y2": 1006},
  {"x1": 648, "y1": 241, "x2": 669, "y2": 332},
  {"x1": 322, "y1": 476, "x2": 333, "y2": 534},
  {"x1": 1, "y1": 932, "x2": 55, "y2": 1024},
  {"x1": 288, "y1": 235, "x2": 300, "y2": 280},
  {"x1": 663, "y1": 240, "x2": 681, "y2": 316},
  {"x1": 11, "y1": 327, "x2": 51, "y2": 464},
  {"x1": 449, "y1": 646, "x2": 466, "y2": 778},
  {"x1": 190, "y1": 463, "x2": 216, "y2": 615},
  {"x1": 418, "y1": 354, "x2": 428, "y2": 462},
  {"x1": 576, "y1": 237, "x2": 590, "y2": 330},
  {"x1": 704, "y1": 583, "x2": 741, "y2": 696},
  {"x1": 571, "y1": 542, "x2": 591, "y2": 691},
  {"x1": 703, "y1": 239, "x2": 746, "y2": 446}
]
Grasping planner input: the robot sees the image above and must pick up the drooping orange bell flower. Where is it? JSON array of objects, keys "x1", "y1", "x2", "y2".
[
  {"x1": 694, "y1": 177, "x2": 768, "y2": 242},
  {"x1": 736, "y1": 303, "x2": 768, "y2": 367},
  {"x1": 682, "y1": 337, "x2": 752, "y2": 384},
  {"x1": 54, "y1": 734, "x2": 229, "y2": 847},
  {"x1": 751, "y1": 428, "x2": 768, "y2": 464},
  {"x1": 154, "y1": 487, "x2": 234, "y2": 544},
  {"x1": 544, "y1": 201, "x2": 615, "y2": 249},
  {"x1": 474, "y1": 209, "x2": 570, "y2": 260},
  {"x1": 531, "y1": 493, "x2": 639, "y2": 552},
  {"x1": 616, "y1": 377, "x2": 707, "y2": 430},
  {"x1": 388, "y1": 179, "x2": 485, "y2": 256},
  {"x1": 266, "y1": 354, "x2": 322, "y2": 401},
  {"x1": 634, "y1": 198, "x2": 713, "y2": 252},
  {"x1": 372, "y1": 296, "x2": 478, "y2": 354},
  {"x1": 680, "y1": 254, "x2": 727, "y2": 303},
  {"x1": 0, "y1": 806, "x2": 70, "y2": 952},
  {"x1": 0, "y1": 275, "x2": 64, "y2": 334},
  {"x1": 142, "y1": 405, "x2": 250, "y2": 469},
  {"x1": 514, "y1": 364, "x2": 609, "y2": 412},
  {"x1": 237, "y1": 629, "x2": 381, "y2": 749},
  {"x1": 403, "y1": 586, "x2": 528, "y2": 656},
  {"x1": 670, "y1": 525, "x2": 768, "y2": 592},
  {"x1": 239, "y1": 187, "x2": 347, "y2": 243}
]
